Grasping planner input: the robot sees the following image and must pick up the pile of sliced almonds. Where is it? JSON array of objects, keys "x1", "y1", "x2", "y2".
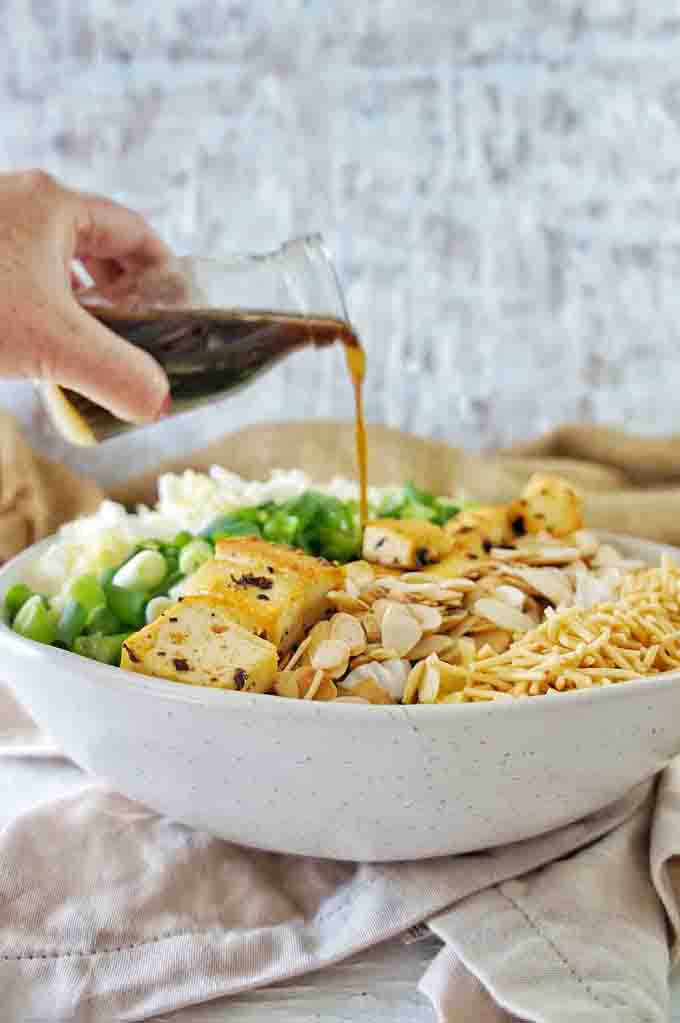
[{"x1": 273, "y1": 527, "x2": 648, "y2": 706}]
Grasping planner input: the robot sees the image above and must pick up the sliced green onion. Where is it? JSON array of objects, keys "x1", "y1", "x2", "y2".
[
  {"x1": 199, "y1": 516, "x2": 261, "y2": 541},
  {"x1": 112, "y1": 550, "x2": 167, "y2": 591},
  {"x1": 178, "y1": 539, "x2": 213, "y2": 576},
  {"x1": 262, "y1": 512, "x2": 299, "y2": 546},
  {"x1": 68, "y1": 574, "x2": 106, "y2": 613},
  {"x1": 74, "y1": 632, "x2": 131, "y2": 665},
  {"x1": 86, "y1": 604, "x2": 122, "y2": 636},
  {"x1": 98, "y1": 566, "x2": 118, "y2": 589},
  {"x1": 317, "y1": 527, "x2": 361, "y2": 563},
  {"x1": 145, "y1": 596, "x2": 174, "y2": 624},
  {"x1": 4, "y1": 583, "x2": 34, "y2": 621},
  {"x1": 13, "y1": 595, "x2": 58, "y2": 645},
  {"x1": 57, "y1": 599, "x2": 88, "y2": 648},
  {"x1": 170, "y1": 530, "x2": 194, "y2": 549},
  {"x1": 104, "y1": 586, "x2": 148, "y2": 628}
]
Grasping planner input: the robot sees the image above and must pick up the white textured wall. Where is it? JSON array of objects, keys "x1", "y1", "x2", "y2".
[{"x1": 2, "y1": 1, "x2": 680, "y2": 484}]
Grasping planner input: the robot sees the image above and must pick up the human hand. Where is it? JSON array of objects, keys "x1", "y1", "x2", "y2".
[{"x1": 0, "y1": 170, "x2": 171, "y2": 424}]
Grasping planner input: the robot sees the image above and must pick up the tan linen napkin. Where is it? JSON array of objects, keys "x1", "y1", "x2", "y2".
[{"x1": 3, "y1": 415, "x2": 680, "y2": 1022}]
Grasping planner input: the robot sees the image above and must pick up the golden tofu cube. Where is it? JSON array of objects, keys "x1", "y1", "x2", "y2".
[
  {"x1": 445, "y1": 505, "x2": 513, "y2": 556},
  {"x1": 120, "y1": 595, "x2": 278, "y2": 692},
  {"x1": 362, "y1": 519, "x2": 453, "y2": 569},
  {"x1": 508, "y1": 474, "x2": 584, "y2": 539},
  {"x1": 183, "y1": 538, "x2": 341, "y2": 653}
]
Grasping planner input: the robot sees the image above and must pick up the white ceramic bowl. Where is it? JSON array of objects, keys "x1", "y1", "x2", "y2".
[{"x1": 2, "y1": 531, "x2": 680, "y2": 861}]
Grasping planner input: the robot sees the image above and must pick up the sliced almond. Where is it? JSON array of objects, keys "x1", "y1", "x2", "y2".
[
  {"x1": 278, "y1": 666, "x2": 318, "y2": 698},
  {"x1": 407, "y1": 604, "x2": 443, "y2": 633},
  {"x1": 338, "y1": 678, "x2": 394, "y2": 704},
  {"x1": 372, "y1": 598, "x2": 402, "y2": 625},
  {"x1": 439, "y1": 611, "x2": 468, "y2": 631},
  {"x1": 312, "y1": 677, "x2": 338, "y2": 701},
  {"x1": 361, "y1": 612, "x2": 381, "y2": 642},
  {"x1": 303, "y1": 669, "x2": 325, "y2": 700},
  {"x1": 418, "y1": 654, "x2": 441, "y2": 703},
  {"x1": 403, "y1": 662, "x2": 425, "y2": 704},
  {"x1": 521, "y1": 544, "x2": 581, "y2": 565},
  {"x1": 305, "y1": 620, "x2": 332, "y2": 663},
  {"x1": 344, "y1": 659, "x2": 410, "y2": 701},
  {"x1": 384, "y1": 579, "x2": 452, "y2": 601},
  {"x1": 328, "y1": 590, "x2": 369, "y2": 614},
  {"x1": 380, "y1": 603, "x2": 423, "y2": 657},
  {"x1": 285, "y1": 634, "x2": 311, "y2": 671},
  {"x1": 344, "y1": 560, "x2": 376, "y2": 588},
  {"x1": 474, "y1": 628, "x2": 511, "y2": 654},
  {"x1": 274, "y1": 672, "x2": 300, "y2": 699},
  {"x1": 330, "y1": 613, "x2": 367, "y2": 655},
  {"x1": 473, "y1": 598, "x2": 536, "y2": 633},
  {"x1": 494, "y1": 585, "x2": 526, "y2": 609},
  {"x1": 311, "y1": 639, "x2": 351, "y2": 678},
  {"x1": 501, "y1": 565, "x2": 572, "y2": 607},
  {"x1": 432, "y1": 577, "x2": 478, "y2": 592},
  {"x1": 407, "y1": 634, "x2": 454, "y2": 660}
]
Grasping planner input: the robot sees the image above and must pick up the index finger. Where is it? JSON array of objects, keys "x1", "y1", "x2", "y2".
[{"x1": 70, "y1": 191, "x2": 172, "y2": 271}]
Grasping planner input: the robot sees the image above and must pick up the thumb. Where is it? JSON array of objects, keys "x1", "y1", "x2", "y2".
[{"x1": 45, "y1": 300, "x2": 170, "y2": 425}]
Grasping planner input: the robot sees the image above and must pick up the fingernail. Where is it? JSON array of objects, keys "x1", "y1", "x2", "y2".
[{"x1": 158, "y1": 393, "x2": 172, "y2": 418}]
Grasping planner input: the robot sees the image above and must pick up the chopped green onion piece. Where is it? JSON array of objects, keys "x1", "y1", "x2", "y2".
[
  {"x1": 199, "y1": 516, "x2": 261, "y2": 541},
  {"x1": 104, "y1": 586, "x2": 149, "y2": 628},
  {"x1": 86, "y1": 604, "x2": 122, "y2": 636},
  {"x1": 149, "y1": 570, "x2": 183, "y2": 600},
  {"x1": 178, "y1": 539, "x2": 213, "y2": 576},
  {"x1": 136, "y1": 539, "x2": 163, "y2": 551},
  {"x1": 57, "y1": 599, "x2": 88, "y2": 648},
  {"x1": 262, "y1": 512, "x2": 299, "y2": 546},
  {"x1": 68, "y1": 574, "x2": 106, "y2": 613},
  {"x1": 400, "y1": 501, "x2": 438, "y2": 521},
  {"x1": 74, "y1": 632, "x2": 131, "y2": 665},
  {"x1": 170, "y1": 530, "x2": 194, "y2": 549},
  {"x1": 13, "y1": 595, "x2": 58, "y2": 645},
  {"x1": 145, "y1": 596, "x2": 174, "y2": 624},
  {"x1": 4, "y1": 583, "x2": 34, "y2": 621},
  {"x1": 98, "y1": 566, "x2": 117, "y2": 589},
  {"x1": 112, "y1": 550, "x2": 167, "y2": 591},
  {"x1": 317, "y1": 527, "x2": 361, "y2": 563}
]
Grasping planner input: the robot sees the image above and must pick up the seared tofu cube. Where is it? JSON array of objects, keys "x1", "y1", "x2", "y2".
[
  {"x1": 120, "y1": 595, "x2": 278, "y2": 692},
  {"x1": 508, "y1": 474, "x2": 584, "y2": 539},
  {"x1": 362, "y1": 519, "x2": 452, "y2": 569},
  {"x1": 445, "y1": 505, "x2": 513, "y2": 557},
  {"x1": 182, "y1": 538, "x2": 341, "y2": 653}
]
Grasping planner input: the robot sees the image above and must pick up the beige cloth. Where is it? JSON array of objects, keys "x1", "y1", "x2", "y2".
[{"x1": 3, "y1": 415, "x2": 680, "y2": 1021}]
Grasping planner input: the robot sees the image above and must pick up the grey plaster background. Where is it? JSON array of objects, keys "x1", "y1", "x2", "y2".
[{"x1": 2, "y1": 1, "x2": 680, "y2": 485}]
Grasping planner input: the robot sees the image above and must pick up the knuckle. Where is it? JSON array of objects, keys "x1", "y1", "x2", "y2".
[{"x1": 18, "y1": 168, "x2": 60, "y2": 194}]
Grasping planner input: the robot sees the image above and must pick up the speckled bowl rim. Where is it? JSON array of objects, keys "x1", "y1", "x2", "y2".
[{"x1": 2, "y1": 531, "x2": 679, "y2": 721}]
